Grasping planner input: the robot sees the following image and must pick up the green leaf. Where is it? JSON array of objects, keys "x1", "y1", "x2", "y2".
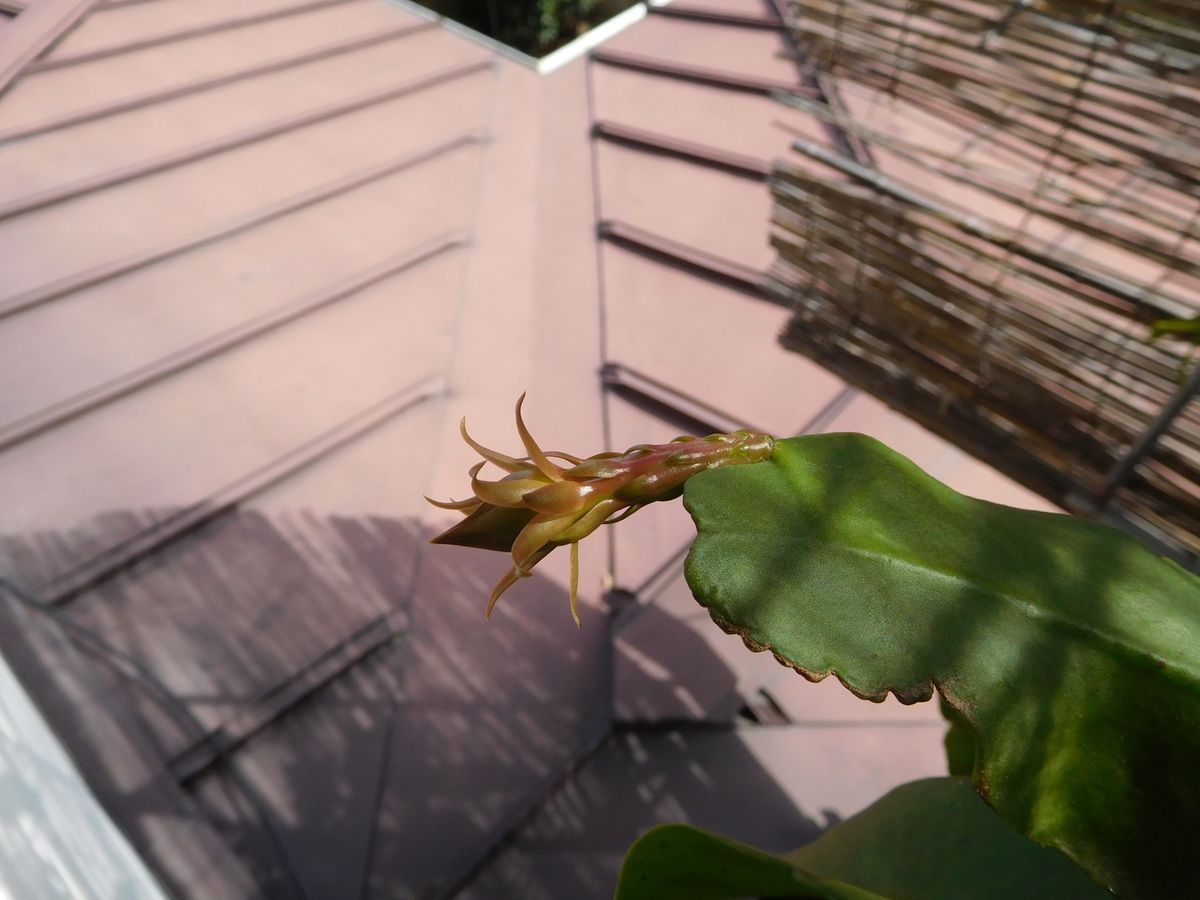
[
  {"x1": 683, "y1": 433, "x2": 1200, "y2": 899},
  {"x1": 788, "y1": 778, "x2": 1110, "y2": 899},
  {"x1": 1150, "y1": 316, "x2": 1200, "y2": 343},
  {"x1": 614, "y1": 823, "x2": 885, "y2": 900},
  {"x1": 615, "y1": 779, "x2": 1107, "y2": 900}
]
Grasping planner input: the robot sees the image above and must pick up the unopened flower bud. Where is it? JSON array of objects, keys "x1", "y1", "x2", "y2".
[{"x1": 426, "y1": 395, "x2": 774, "y2": 627}]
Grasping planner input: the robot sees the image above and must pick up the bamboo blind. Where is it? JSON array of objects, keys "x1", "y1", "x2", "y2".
[{"x1": 770, "y1": 0, "x2": 1200, "y2": 560}]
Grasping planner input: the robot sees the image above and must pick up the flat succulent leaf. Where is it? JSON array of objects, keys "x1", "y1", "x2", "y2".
[
  {"x1": 683, "y1": 433, "x2": 1200, "y2": 899},
  {"x1": 788, "y1": 778, "x2": 1110, "y2": 899},
  {"x1": 614, "y1": 823, "x2": 885, "y2": 900}
]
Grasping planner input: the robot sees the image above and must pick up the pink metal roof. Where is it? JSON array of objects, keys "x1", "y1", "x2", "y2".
[{"x1": 0, "y1": 1, "x2": 1054, "y2": 896}]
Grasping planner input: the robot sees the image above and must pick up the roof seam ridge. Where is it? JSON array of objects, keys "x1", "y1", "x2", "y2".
[
  {"x1": 0, "y1": 131, "x2": 485, "y2": 320},
  {"x1": 592, "y1": 118, "x2": 769, "y2": 179},
  {"x1": 0, "y1": 58, "x2": 493, "y2": 221},
  {"x1": 40, "y1": 374, "x2": 449, "y2": 606},
  {"x1": 0, "y1": 18, "x2": 439, "y2": 145},
  {"x1": 170, "y1": 614, "x2": 402, "y2": 783},
  {"x1": 0, "y1": 231, "x2": 468, "y2": 452},
  {"x1": 601, "y1": 361, "x2": 769, "y2": 435},
  {"x1": 646, "y1": 4, "x2": 784, "y2": 30},
  {"x1": 0, "y1": 0, "x2": 96, "y2": 97},
  {"x1": 24, "y1": 0, "x2": 360, "y2": 74},
  {"x1": 598, "y1": 218, "x2": 775, "y2": 298},
  {"x1": 591, "y1": 46, "x2": 807, "y2": 96}
]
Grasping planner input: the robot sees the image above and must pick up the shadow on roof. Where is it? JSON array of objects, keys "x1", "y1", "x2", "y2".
[{"x1": 0, "y1": 503, "x2": 813, "y2": 898}]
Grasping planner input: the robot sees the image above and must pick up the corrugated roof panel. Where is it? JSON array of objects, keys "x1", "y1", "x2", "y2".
[
  {"x1": 180, "y1": 536, "x2": 612, "y2": 899},
  {"x1": 36, "y1": 0, "x2": 360, "y2": 65},
  {"x1": 0, "y1": 248, "x2": 465, "y2": 578},
  {"x1": 0, "y1": 143, "x2": 483, "y2": 430},
  {"x1": 601, "y1": 11, "x2": 797, "y2": 85},
  {"x1": 600, "y1": 245, "x2": 845, "y2": 431},
  {"x1": 3, "y1": 2, "x2": 408, "y2": 130},
  {"x1": 0, "y1": 39, "x2": 490, "y2": 218},
  {"x1": 614, "y1": 568, "x2": 782, "y2": 722},
  {"x1": 596, "y1": 141, "x2": 777, "y2": 270}
]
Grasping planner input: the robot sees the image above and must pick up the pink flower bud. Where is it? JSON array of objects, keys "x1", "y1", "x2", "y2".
[{"x1": 426, "y1": 395, "x2": 774, "y2": 627}]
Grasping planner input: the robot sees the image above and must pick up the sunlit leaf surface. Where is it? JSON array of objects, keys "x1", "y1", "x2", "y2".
[{"x1": 684, "y1": 433, "x2": 1200, "y2": 899}]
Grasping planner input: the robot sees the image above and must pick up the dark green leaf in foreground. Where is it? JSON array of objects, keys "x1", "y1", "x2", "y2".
[
  {"x1": 788, "y1": 778, "x2": 1109, "y2": 900},
  {"x1": 614, "y1": 823, "x2": 884, "y2": 900},
  {"x1": 615, "y1": 778, "x2": 1106, "y2": 900},
  {"x1": 684, "y1": 433, "x2": 1200, "y2": 899}
]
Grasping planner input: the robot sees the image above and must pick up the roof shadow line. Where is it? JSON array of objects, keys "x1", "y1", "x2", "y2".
[
  {"x1": 170, "y1": 613, "x2": 401, "y2": 784},
  {"x1": 40, "y1": 374, "x2": 447, "y2": 606}
]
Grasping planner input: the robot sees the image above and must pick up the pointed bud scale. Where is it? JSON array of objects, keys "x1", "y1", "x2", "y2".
[{"x1": 426, "y1": 395, "x2": 775, "y2": 627}]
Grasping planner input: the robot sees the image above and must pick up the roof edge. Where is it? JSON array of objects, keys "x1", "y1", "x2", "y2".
[
  {"x1": 0, "y1": 642, "x2": 169, "y2": 899},
  {"x1": 0, "y1": 0, "x2": 96, "y2": 96},
  {"x1": 536, "y1": 2, "x2": 648, "y2": 74},
  {"x1": 386, "y1": 0, "x2": 674, "y2": 75}
]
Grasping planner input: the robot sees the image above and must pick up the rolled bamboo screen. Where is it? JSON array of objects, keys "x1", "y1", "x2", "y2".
[{"x1": 770, "y1": 0, "x2": 1200, "y2": 562}]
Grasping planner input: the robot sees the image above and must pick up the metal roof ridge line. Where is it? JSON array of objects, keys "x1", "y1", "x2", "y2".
[{"x1": 384, "y1": 0, "x2": 537, "y2": 68}]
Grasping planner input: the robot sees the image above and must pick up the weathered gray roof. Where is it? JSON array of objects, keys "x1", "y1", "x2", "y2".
[{"x1": 0, "y1": 1, "x2": 1052, "y2": 897}]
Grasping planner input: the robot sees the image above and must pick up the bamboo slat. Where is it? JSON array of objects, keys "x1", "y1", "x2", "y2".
[{"x1": 772, "y1": 0, "x2": 1200, "y2": 559}]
